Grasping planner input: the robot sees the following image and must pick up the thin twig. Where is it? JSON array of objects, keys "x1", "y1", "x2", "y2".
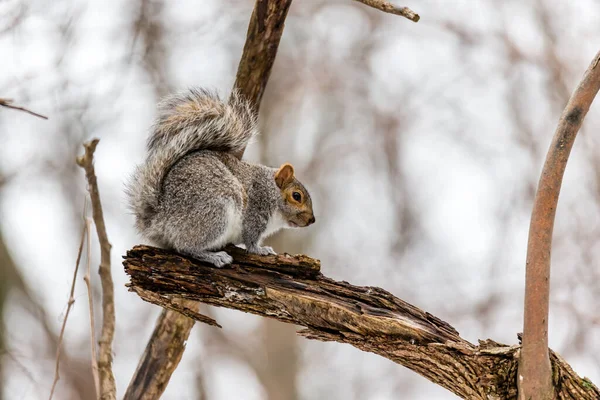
[
  {"x1": 353, "y1": 0, "x2": 420, "y2": 22},
  {"x1": 84, "y1": 216, "x2": 100, "y2": 399},
  {"x1": 48, "y1": 212, "x2": 87, "y2": 400},
  {"x1": 76, "y1": 139, "x2": 116, "y2": 400},
  {"x1": 519, "y1": 49, "x2": 600, "y2": 400},
  {"x1": 0, "y1": 98, "x2": 48, "y2": 120}
]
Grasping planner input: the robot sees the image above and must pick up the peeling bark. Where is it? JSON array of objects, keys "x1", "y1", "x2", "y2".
[{"x1": 123, "y1": 245, "x2": 600, "y2": 400}]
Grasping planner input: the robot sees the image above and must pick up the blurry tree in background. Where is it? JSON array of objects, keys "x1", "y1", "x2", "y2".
[{"x1": 1, "y1": 0, "x2": 600, "y2": 399}]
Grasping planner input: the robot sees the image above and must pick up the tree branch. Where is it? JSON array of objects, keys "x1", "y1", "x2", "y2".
[
  {"x1": 124, "y1": 245, "x2": 600, "y2": 400},
  {"x1": 0, "y1": 98, "x2": 48, "y2": 120},
  {"x1": 123, "y1": 300, "x2": 198, "y2": 400},
  {"x1": 76, "y1": 139, "x2": 116, "y2": 400},
  {"x1": 353, "y1": 0, "x2": 420, "y2": 22},
  {"x1": 231, "y1": 0, "x2": 293, "y2": 159},
  {"x1": 83, "y1": 217, "x2": 100, "y2": 399},
  {"x1": 519, "y1": 49, "x2": 600, "y2": 400}
]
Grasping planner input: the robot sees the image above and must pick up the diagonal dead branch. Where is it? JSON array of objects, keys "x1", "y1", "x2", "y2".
[
  {"x1": 77, "y1": 139, "x2": 116, "y2": 400},
  {"x1": 123, "y1": 298, "x2": 198, "y2": 400},
  {"x1": 0, "y1": 98, "x2": 48, "y2": 119},
  {"x1": 124, "y1": 245, "x2": 600, "y2": 400},
  {"x1": 125, "y1": 246, "x2": 459, "y2": 343},
  {"x1": 519, "y1": 49, "x2": 600, "y2": 400},
  {"x1": 354, "y1": 0, "x2": 420, "y2": 22}
]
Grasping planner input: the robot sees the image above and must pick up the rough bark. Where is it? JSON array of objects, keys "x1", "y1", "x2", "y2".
[
  {"x1": 123, "y1": 300, "x2": 199, "y2": 400},
  {"x1": 231, "y1": 0, "x2": 293, "y2": 159},
  {"x1": 123, "y1": 245, "x2": 600, "y2": 400}
]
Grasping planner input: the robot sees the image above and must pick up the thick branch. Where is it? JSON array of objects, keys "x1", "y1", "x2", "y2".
[
  {"x1": 76, "y1": 139, "x2": 116, "y2": 400},
  {"x1": 123, "y1": 300, "x2": 198, "y2": 400},
  {"x1": 124, "y1": 245, "x2": 600, "y2": 400},
  {"x1": 230, "y1": 0, "x2": 293, "y2": 159},
  {"x1": 520, "y1": 50, "x2": 600, "y2": 400}
]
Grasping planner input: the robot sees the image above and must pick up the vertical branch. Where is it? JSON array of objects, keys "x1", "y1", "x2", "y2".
[
  {"x1": 48, "y1": 221, "x2": 87, "y2": 400},
  {"x1": 84, "y1": 216, "x2": 100, "y2": 398},
  {"x1": 231, "y1": 0, "x2": 293, "y2": 159},
  {"x1": 76, "y1": 139, "x2": 116, "y2": 400},
  {"x1": 519, "y1": 50, "x2": 600, "y2": 400}
]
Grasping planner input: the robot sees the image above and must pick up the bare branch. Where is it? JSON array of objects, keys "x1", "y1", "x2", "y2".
[
  {"x1": 0, "y1": 98, "x2": 48, "y2": 120},
  {"x1": 519, "y1": 49, "x2": 600, "y2": 400},
  {"x1": 124, "y1": 245, "x2": 600, "y2": 399},
  {"x1": 76, "y1": 139, "x2": 116, "y2": 400},
  {"x1": 231, "y1": 0, "x2": 293, "y2": 159},
  {"x1": 123, "y1": 299, "x2": 199, "y2": 400},
  {"x1": 48, "y1": 219, "x2": 87, "y2": 400},
  {"x1": 353, "y1": 0, "x2": 420, "y2": 22},
  {"x1": 83, "y1": 217, "x2": 100, "y2": 398}
]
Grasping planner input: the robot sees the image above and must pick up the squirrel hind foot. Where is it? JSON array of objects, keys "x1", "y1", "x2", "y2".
[{"x1": 186, "y1": 250, "x2": 233, "y2": 268}]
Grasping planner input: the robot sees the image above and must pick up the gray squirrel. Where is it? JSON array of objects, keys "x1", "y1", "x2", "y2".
[{"x1": 126, "y1": 88, "x2": 315, "y2": 267}]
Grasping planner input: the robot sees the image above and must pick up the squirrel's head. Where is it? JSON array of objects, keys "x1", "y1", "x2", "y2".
[{"x1": 274, "y1": 163, "x2": 315, "y2": 228}]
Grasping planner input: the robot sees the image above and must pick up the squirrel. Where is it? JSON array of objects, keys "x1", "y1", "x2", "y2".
[{"x1": 126, "y1": 88, "x2": 315, "y2": 267}]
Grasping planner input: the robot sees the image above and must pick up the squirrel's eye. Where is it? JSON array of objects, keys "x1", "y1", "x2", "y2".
[{"x1": 292, "y1": 191, "x2": 302, "y2": 202}]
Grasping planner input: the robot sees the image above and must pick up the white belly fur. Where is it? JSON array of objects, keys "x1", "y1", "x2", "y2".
[
  {"x1": 223, "y1": 202, "x2": 243, "y2": 244},
  {"x1": 208, "y1": 201, "x2": 243, "y2": 249},
  {"x1": 209, "y1": 207, "x2": 287, "y2": 249},
  {"x1": 261, "y1": 210, "x2": 288, "y2": 241}
]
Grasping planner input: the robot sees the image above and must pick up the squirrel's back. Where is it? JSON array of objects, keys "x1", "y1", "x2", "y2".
[{"x1": 126, "y1": 88, "x2": 258, "y2": 234}]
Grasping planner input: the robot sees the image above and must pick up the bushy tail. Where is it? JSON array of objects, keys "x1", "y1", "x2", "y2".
[{"x1": 126, "y1": 88, "x2": 257, "y2": 233}]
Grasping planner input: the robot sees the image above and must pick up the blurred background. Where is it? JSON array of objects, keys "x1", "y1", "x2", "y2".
[{"x1": 1, "y1": 0, "x2": 600, "y2": 399}]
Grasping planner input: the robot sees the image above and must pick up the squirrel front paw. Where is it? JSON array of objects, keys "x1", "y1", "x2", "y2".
[
  {"x1": 189, "y1": 250, "x2": 233, "y2": 268},
  {"x1": 247, "y1": 245, "x2": 277, "y2": 256},
  {"x1": 210, "y1": 251, "x2": 234, "y2": 267}
]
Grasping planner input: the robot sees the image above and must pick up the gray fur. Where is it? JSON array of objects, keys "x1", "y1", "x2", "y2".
[
  {"x1": 126, "y1": 88, "x2": 313, "y2": 267},
  {"x1": 147, "y1": 151, "x2": 282, "y2": 264},
  {"x1": 126, "y1": 88, "x2": 257, "y2": 233}
]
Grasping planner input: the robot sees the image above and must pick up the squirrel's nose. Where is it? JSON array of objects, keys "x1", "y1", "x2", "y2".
[{"x1": 308, "y1": 216, "x2": 315, "y2": 225}]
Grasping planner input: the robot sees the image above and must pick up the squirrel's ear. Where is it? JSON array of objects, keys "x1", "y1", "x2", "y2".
[{"x1": 275, "y1": 163, "x2": 295, "y2": 188}]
